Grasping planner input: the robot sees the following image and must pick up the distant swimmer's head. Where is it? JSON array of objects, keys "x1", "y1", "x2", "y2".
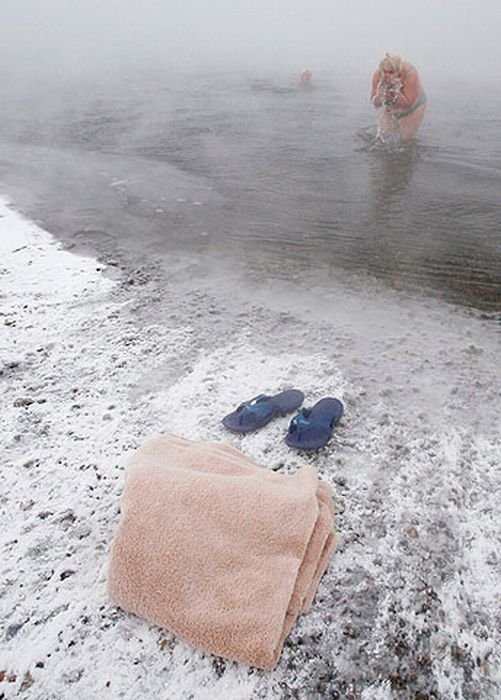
[
  {"x1": 299, "y1": 69, "x2": 312, "y2": 86},
  {"x1": 378, "y1": 52, "x2": 403, "y2": 81}
]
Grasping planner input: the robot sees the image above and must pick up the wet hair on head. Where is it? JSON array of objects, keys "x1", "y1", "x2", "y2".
[{"x1": 379, "y1": 52, "x2": 402, "y2": 73}]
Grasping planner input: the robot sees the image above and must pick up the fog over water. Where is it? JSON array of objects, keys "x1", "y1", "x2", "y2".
[
  {"x1": 0, "y1": 1, "x2": 500, "y2": 310},
  {"x1": 1, "y1": 1, "x2": 500, "y2": 79}
]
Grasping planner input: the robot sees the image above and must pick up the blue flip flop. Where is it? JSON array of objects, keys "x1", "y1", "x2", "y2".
[
  {"x1": 285, "y1": 398, "x2": 344, "y2": 450},
  {"x1": 222, "y1": 390, "x2": 304, "y2": 434}
]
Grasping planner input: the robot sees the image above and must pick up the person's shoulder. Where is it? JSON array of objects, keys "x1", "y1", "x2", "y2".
[
  {"x1": 402, "y1": 61, "x2": 419, "y2": 80},
  {"x1": 404, "y1": 61, "x2": 420, "y2": 74}
]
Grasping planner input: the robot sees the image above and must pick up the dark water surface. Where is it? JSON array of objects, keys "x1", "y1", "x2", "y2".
[{"x1": 1, "y1": 69, "x2": 500, "y2": 310}]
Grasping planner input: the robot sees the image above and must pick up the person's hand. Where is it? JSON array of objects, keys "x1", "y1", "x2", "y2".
[
  {"x1": 375, "y1": 80, "x2": 386, "y2": 100},
  {"x1": 371, "y1": 80, "x2": 387, "y2": 107}
]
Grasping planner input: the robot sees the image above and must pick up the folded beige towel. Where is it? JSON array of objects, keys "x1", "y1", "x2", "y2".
[{"x1": 108, "y1": 434, "x2": 338, "y2": 670}]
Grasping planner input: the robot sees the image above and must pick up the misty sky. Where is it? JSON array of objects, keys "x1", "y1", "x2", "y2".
[{"x1": 0, "y1": 0, "x2": 500, "y2": 81}]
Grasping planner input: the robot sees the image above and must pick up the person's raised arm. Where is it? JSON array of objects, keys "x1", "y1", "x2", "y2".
[
  {"x1": 370, "y1": 71, "x2": 383, "y2": 108},
  {"x1": 397, "y1": 69, "x2": 419, "y2": 109}
]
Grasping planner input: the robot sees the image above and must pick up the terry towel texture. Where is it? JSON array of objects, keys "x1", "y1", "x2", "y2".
[{"x1": 107, "y1": 434, "x2": 338, "y2": 670}]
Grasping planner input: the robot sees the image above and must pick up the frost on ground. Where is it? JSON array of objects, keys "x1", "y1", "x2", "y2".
[{"x1": 0, "y1": 197, "x2": 500, "y2": 700}]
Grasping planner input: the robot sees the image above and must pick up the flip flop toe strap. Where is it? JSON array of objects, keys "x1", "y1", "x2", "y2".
[
  {"x1": 290, "y1": 408, "x2": 335, "y2": 444},
  {"x1": 289, "y1": 410, "x2": 311, "y2": 440},
  {"x1": 236, "y1": 395, "x2": 272, "y2": 425}
]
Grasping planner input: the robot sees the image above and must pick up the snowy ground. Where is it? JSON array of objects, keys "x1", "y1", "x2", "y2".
[{"x1": 1, "y1": 195, "x2": 500, "y2": 699}]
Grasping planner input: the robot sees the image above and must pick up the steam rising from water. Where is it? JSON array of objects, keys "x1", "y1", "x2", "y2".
[
  {"x1": 0, "y1": 67, "x2": 500, "y2": 310},
  {"x1": 0, "y1": 2, "x2": 500, "y2": 310}
]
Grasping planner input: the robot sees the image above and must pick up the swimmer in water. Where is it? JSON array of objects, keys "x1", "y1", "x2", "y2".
[
  {"x1": 370, "y1": 52, "x2": 426, "y2": 142},
  {"x1": 299, "y1": 69, "x2": 313, "y2": 88}
]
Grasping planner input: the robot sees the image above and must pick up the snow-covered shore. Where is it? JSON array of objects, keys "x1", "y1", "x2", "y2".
[{"x1": 1, "y1": 196, "x2": 500, "y2": 699}]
